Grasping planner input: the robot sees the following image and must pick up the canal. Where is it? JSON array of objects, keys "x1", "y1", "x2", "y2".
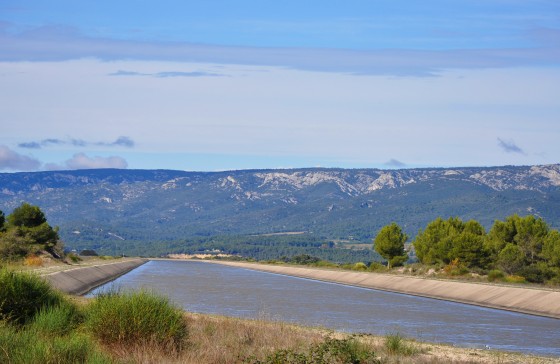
[{"x1": 88, "y1": 260, "x2": 560, "y2": 356}]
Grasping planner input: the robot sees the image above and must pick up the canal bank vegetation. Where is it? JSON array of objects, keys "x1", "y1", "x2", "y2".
[
  {"x1": 235, "y1": 214, "x2": 560, "y2": 287},
  {"x1": 0, "y1": 203, "x2": 70, "y2": 267},
  {"x1": 408, "y1": 214, "x2": 560, "y2": 286},
  {"x1": 1, "y1": 268, "x2": 556, "y2": 363}
]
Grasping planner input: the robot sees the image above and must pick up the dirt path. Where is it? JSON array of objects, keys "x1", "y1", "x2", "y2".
[{"x1": 209, "y1": 260, "x2": 560, "y2": 319}]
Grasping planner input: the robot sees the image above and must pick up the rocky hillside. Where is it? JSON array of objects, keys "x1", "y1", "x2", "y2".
[{"x1": 1, "y1": 164, "x2": 559, "y2": 254}]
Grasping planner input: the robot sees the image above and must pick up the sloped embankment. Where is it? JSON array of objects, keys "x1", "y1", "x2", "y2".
[
  {"x1": 43, "y1": 259, "x2": 148, "y2": 295},
  {"x1": 211, "y1": 261, "x2": 560, "y2": 319}
]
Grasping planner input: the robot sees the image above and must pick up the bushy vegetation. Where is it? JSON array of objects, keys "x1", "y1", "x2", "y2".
[
  {"x1": 0, "y1": 203, "x2": 64, "y2": 263},
  {"x1": 0, "y1": 269, "x2": 112, "y2": 363},
  {"x1": 375, "y1": 214, "x2": 560, "y2": 284},
  {"x1": 86, "y1": 289, "x2": 188, "y2": 349},
  {"x1": 246, "y1": 336, "x2": 380, "y2": 364},
  {"x1": 0, "y1": 268, "x2": 64, "y2": 325},
  {"x1": 374, "y1": 223, "x2": 408, "y2": 268},
  {"x1": 0, "y1": 269, "x2": 188, "y2": 363},
  {"x1": 0, "y1": 324, "x2": 112, "y2": 364},
  {"x1": 384, "y1": 333, "x2": 419, "y2": 356}
]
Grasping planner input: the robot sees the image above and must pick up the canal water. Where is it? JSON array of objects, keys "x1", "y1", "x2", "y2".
[{"x1": 88, "y1": 260, "x2": 560, "y2": 356}]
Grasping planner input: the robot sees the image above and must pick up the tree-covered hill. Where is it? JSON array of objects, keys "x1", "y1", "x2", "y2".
[{"x1": 0, "y1": 164, "x2": 559, "y2": 257}]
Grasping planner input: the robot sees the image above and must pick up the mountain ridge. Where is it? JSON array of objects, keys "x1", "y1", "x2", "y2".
[{"x1": 1, "y1": 164, "x2": 559, "y2": 255}]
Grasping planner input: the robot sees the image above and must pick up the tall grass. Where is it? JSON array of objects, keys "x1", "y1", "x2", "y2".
[
  {"x1": 86, "y1": 289, "x2": 187, "y2": 350},
  {"x1": 384, "y1": 332, "x2": 419, "y2": 356},
  {"x1": 0, "y1": 323, "x2": 113, "y2": 364},
  {"x1": 30, "y1": 300, "x2": 83, "y2": 337},
  {"x1": 0, "y1": 268, "x2": 63, "y2": 325}
]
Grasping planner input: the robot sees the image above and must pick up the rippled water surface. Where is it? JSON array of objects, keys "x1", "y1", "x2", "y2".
[{"x1": 88, "y1": 260, "x2": 560, "y2": 356}]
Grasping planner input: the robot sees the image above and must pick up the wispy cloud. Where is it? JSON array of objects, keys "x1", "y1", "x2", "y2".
[
  {"x1": 109, "y1": 70, "x2": 148, "y2": 77},
  {"x1": 45, "y1": 153, "x2": 128, "y2": 170},
  {"x1": 18, "y1": 136, "x2": 135, "y2": 149},
  {"x1": 103, "y1": 136, "x2": 135, "y2": 148},
  {"x1": 2, "y1": 25, "x2": 559, "y2": 76},
  {"x1": 497, "y1": 138, "x2": 525, "y2": 154},
  {"x1": 109, "y1": 70, "x2": 225, "y2": 78},
  {"x1": 0, "y1": 145, "x2": 41, "y2": 171}
]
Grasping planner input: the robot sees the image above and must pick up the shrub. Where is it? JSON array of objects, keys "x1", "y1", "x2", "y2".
[
  {"x1": 67, "y1": 252, "x2": 82, "y2": 263},
  {"x1": 0, "y1": 230, "x2": 32, "y2": 261},
  {"x1": 0, "y1": 268, "x2": 64, "y2": 325},
  {"x1": 246, "y1": 336, "x2": 379, "y2": 364},
  {"x1": 353, "y1": 262, "x2": 368, "y2": 271},
  {"x1": 368, "y1": 262, "x2": 386, "y2": 272},
  {"x1": 518, "y1": 264, "x2": 554, "y2": 284},
  {"x1": 86, "y1": 290, "x2": 187, "y2": 350},
  {"x1": 487, "y1": 269, "x2": 505, "y2": 282}
]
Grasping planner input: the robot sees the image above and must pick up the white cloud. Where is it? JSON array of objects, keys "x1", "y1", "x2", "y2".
[
  {"x1": 45, "y1": 153, "x2": 128, "y2": 170},
  {"x1": 0, "y1": 145, "x2": 41, "y2": 171}
]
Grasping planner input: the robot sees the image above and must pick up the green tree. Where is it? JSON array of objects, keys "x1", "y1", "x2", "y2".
[
  {"x1": 7, "y1": 203, "x2": 47, "y2": 228},
  {"x1": 497, "y1": 243, "x2": 525, "y2": 275},
  {"x1": 414, "y1": 217, "x2": 488, "y2": 268},
  {"x1": 486, "y1": 214, "x2": 549, "y2": 265},
  {"x1": 542, "y1": 230, "x2": 560, "y2": 267},
  {"x1": 374, "y1": 223, "x2": 408, "y2": 268},
  {"x1": 514, "y1": 215, "x2": 548, "y2": 264},
  {"x1": 1, "y1": 203, "x2": 62, "y2": 260},
  {"x1": 413, "y1": 217, "x2": 448, "y2": 265}
]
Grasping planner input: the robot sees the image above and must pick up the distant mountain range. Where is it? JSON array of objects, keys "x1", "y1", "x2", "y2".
[{"x1": 1, "y1": 164, "x2": 559, "y2": 255}]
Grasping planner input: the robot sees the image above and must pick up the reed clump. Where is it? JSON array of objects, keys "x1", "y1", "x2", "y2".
[
  {"x1": 85, "y1": 289, "x2": 188, "y2": 350},
  {"x1": 0, "y1": 267, "x2": 64, "y2": 325}
]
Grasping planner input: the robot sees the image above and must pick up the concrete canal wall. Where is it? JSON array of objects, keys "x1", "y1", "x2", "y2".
[
  {"x1": 211, "y1": 261, "x2": 560, "y2": 319},
  {"x1": 43, "y1": 259, "x2": 148, "y2": 295}
]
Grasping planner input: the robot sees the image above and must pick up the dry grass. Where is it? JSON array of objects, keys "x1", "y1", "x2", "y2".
[
  {"x1": 23, "y1": 254, "x2": 43, "y2": 267},
  {"x1": 99, "y1": 312, "x2": 559, "y2": 364}
]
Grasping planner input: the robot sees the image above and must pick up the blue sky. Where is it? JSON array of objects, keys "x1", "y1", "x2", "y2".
[{"x1": 1, "y1": 0, "x2": 559, "y2": 171}]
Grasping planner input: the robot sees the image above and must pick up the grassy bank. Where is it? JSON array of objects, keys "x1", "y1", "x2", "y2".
[{"x1": 0, "y1": 267, "x2": 558, "y2": 364}]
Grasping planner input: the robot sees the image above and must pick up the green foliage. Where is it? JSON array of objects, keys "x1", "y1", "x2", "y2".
[
  {"x1": 67, "y1": 252, "x2": 82, "y2": 263},
  {"x1": 497, "y1": 243, "x2": 525, "y2": 275},
  {"x1": 0, "y1": 268, "x2": 64, "y2": 326},
  {"x1": 542, "y1": 230, "x2": 560, "y2": 267},
  {"x1": 0, "y1": 324, "x2": 112, "y2": 364},
  {"x1": 413, "y1": 217, "x2": 488, "y2": 267},
  {"x1": 18, "y1": 222, "x2": 59, "y2": 246},
  {"x1": 86, "y1": 289, "x2": 187, "y2": 349},
  {"x1": 353, "y1": 262, "x2": 368, "y2": 271},
  {"x1": 0, "y1": 229, "x2": 32, "y2": 261},
  {"x1": 368, "y1": 262, "x2": 386, "y2": 272},
  {"x1": 247, "y1": 336, "x2": 379, "y2": 364},
  {"x1": 30, "y1": 301, "x2": 83, "y2": 337},
  {"x1": 385, "y1": 332, "x2": 418, "y2": 356},
  {"x1": 7, "y1": 202, "x2": 47, "y2": 228},
  {"x1": 374, "y1": 223, "x2": 408, "y2": 268},
  {"x1": 288, "y1": 254, "x2": 321, "y2": 265},
  {"x1": 487, "y1": 269, "x2": 505, "y2": 282},
  {"x1": 0, "y1": 203, "x2": 63, "y2": 262}
]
